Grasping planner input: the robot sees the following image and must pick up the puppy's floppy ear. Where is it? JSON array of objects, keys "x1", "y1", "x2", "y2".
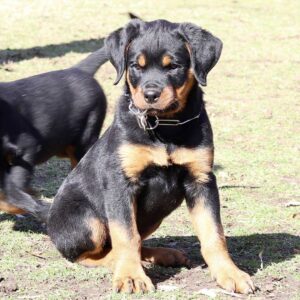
[
  {"x1": 105, "y1": 20, "x2": 142, "y2": 85},
  {"x1": 178, "y1": 23, "x2": 223, "y2": 86}
]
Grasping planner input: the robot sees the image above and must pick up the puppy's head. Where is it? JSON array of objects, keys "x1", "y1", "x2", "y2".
[{"x1": 105, "y1": 19, "x2": 222, "y2": 116}]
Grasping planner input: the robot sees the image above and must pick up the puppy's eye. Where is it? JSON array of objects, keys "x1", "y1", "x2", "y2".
[
  {"x1": 130, "y1": 63, "x2": 142, "y2": 70},
  {"x1": 166, "y1": 64, "x2": 180, "y2": 70}
]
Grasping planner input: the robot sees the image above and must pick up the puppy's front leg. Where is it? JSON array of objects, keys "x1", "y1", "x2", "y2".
[
  {"x1": 185, "y1": 173, "x2": 255, "y2": 294},
  {"x1": 107, "y1": 195, "x2": 154, "y2": 294}
]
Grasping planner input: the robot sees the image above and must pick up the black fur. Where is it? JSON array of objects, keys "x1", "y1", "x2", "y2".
[
  {"x1": 9, "y1": 19, "x2": 228, "y2": 290},
  {"x1": 0, "y1": 46, "x2": 108, "y2": 216}
]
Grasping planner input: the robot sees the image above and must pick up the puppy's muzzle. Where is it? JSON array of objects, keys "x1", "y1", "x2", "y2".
[{"x1": 143, "y1": 84, "x2": 162, "y2": 104}]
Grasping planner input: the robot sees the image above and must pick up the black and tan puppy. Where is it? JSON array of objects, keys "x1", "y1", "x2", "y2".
[
  {"x1": 10, "y1": 19, "x2": 255, "y2": 294},
  {"x1": 0, "y1": 48, "x2": 108, "y2": 214}
]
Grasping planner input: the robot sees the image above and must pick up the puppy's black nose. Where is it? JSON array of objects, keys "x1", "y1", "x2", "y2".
[{"x1": 144, "y1": 89, "x2": 161, "y2": 103}]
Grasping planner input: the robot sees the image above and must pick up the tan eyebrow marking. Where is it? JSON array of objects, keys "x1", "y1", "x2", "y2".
[
  {"x1": 162, "y1": 55, "x2": 172, "y2": 67},
  {"x1": 137, "y1": 54, "x2": 147, "y2": 67}
]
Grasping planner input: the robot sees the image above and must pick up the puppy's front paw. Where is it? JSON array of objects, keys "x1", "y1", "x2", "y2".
[
  {"x1": 213, "y1": 266, "x2": 255, "y2": 294},
  {"x1": 113, "y1": 264, "x2": 155, "y2": 293}
]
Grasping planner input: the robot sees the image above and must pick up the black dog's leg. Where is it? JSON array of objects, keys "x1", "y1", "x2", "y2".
[
  {"x1": 105, "y1": 190, "x2": 154, "y2": 294},
  {"x1": 0, "y1": 156, "x2": 34, "y2": 214},
  {"x1": 185, "y1": 173, "x2": 255, "y2": 294}
]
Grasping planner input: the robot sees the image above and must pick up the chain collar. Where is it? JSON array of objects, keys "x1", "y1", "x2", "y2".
[{"x1": 128, "y1": 99, "x2": 201, "y2": 131}]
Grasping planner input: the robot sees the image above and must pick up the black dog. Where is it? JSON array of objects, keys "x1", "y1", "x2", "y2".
[
  {"x1": 0, "y1": 47, "x2": 107, "y2": 214},
  {"x1": 10, "y1": 19, "x2": 255, "y2": 294}
]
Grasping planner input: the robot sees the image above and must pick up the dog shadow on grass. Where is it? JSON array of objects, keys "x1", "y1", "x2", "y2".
[
  {"x1": 0, "y1": 37, "x2": 104, "y2": 64},
  {"x1": 144, "y1": 233, "x2": 300, "y2": 284},
  {"x1": 0, "y1": 213, "x2": 46, "y2": 234},
  {"x1": 0, "y1": 212, "x2": 299, "y2": 285}
]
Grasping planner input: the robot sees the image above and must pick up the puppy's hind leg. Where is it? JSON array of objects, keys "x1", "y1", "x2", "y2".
[{"x1": 48, "y1": 196, "x2": 111, "y2": 268}]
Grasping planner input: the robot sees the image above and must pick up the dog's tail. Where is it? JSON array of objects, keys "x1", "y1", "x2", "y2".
[
  {"x1": 128, "y1": 12, "x2": 141, "y2": 20},
  {"x1": 4, "y1": 179, "x2": 50, "y2": 222},
  {"x1": 73, "y1": 45, "x2": 108, "y2": 76}
]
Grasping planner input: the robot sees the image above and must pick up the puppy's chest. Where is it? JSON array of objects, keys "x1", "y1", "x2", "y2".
[{"x1": 118, "y1": 143, "x2": 213, "y2": 184}]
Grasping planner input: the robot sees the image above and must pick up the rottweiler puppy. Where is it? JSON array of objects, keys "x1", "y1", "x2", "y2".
[
  {"x1": 12, "y1": 19, "x2": 255, "y2": 294},
  {"x1": 0, "y1": 48, "x2": 107, "y2": 214}
]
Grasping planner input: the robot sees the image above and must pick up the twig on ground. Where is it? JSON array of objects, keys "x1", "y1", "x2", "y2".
[
  {"x1": 259, "y1": 249, "x2": 264, "y2": 270},
  {"x1": 25, "y1": 251, "x2": 46, "y2": 260}
]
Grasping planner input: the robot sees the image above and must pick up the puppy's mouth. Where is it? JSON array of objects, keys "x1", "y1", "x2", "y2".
[
  {"x1": 131, "y1": 95, "x2": 179, "y2": 116},
  {"x1": 128, "y1": 84, "x2": 185, "y2": 116},
  {"x1": 146, "y1": 100, "x2": 179, "y2": 115}
]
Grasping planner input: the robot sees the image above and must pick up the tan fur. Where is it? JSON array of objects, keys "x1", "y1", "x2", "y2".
[
  {"x1": 162, "y1": 55, "x2": 172, "y2": 67},
  {"x1": 0, "y1": 192, "x2": 26, "y2": 214},
  {"x1": 119, "y1": 143, "x2": 213, "y2": 183},
  {"x1": 170, "y1": 147, "x2": 213, "y2": 183},
  {"x1": 189, "y1": 200, "x2": 254, "y2": 293},
  {"x1": 127, "y1": 69, "x2": 175, "y2": 112},
  {"x1": 137, "y1": 54, "x2": 147, "y2": 67},
  {"x1": 56, "y1": 145, "x2": 78, "y2": 168},
  {"x1": 109, "y1": 201, "x2": 154, "y2": 293},
  {"x1": 158, "y1": 69, "x2": 195, "y2": 117},
  {"x1": 76, "y1": 217, "x2": 108, "y2": 265},
  {"x1": 119, "y1": 144, "x2": 169, "y2": 181},
  {"x1": 141, "y1": 247, "x2": 190, "y2": 267},
  {"x1": 126, "y1": 71, "x2": 146, "y2": 109},
  {"x1": 189, "y1": 200, "x2": 228, "y2": 261},
  {"x1": 175, "y1": 69, "x2": 195, "y2": 110}
]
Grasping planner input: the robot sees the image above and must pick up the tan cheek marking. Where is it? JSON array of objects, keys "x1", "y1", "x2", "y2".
[
  {"x1": 152, "y1": 86, "x2": 175, "y2": 112},
  {"x1": 137, "y1": 54, "x2": 147, "y2": 67},
  {"x1": 175, "y1": 69, "x2": 195, "y2": 108},
  {"x1": 126, "y1": 71, "x2": 147, "y2": 110},
  {"x1": 162, "y1": 55, "x2": 172, "y2": 67},
  {"x1": 159, "y1": 69, "x2": 195, "y2": 117},
  {"x1": 185, "y1": 43, "x2": 192, "y2": 57},
  {"x1": 119, "y1": 144, "x2": 169, "y2": 181},
  {"x1": 170, "y1": 147, "x2": 213, "y2": 183}
]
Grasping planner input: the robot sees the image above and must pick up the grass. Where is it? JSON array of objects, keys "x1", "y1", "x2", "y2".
[{"x1": 0, "y1": 0, "x2": 299, "y2": 299}]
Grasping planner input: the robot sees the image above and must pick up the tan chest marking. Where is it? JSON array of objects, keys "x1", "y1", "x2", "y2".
[
  {"x1": 170, "y1": 147, "x2": 213, "y2": 183},
  {"x1": 119, "y1": 144, "x2": 213, "y2": 183},
  {"x1": 119, "y1": 144, "x2": 169, "y2": 181}
]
